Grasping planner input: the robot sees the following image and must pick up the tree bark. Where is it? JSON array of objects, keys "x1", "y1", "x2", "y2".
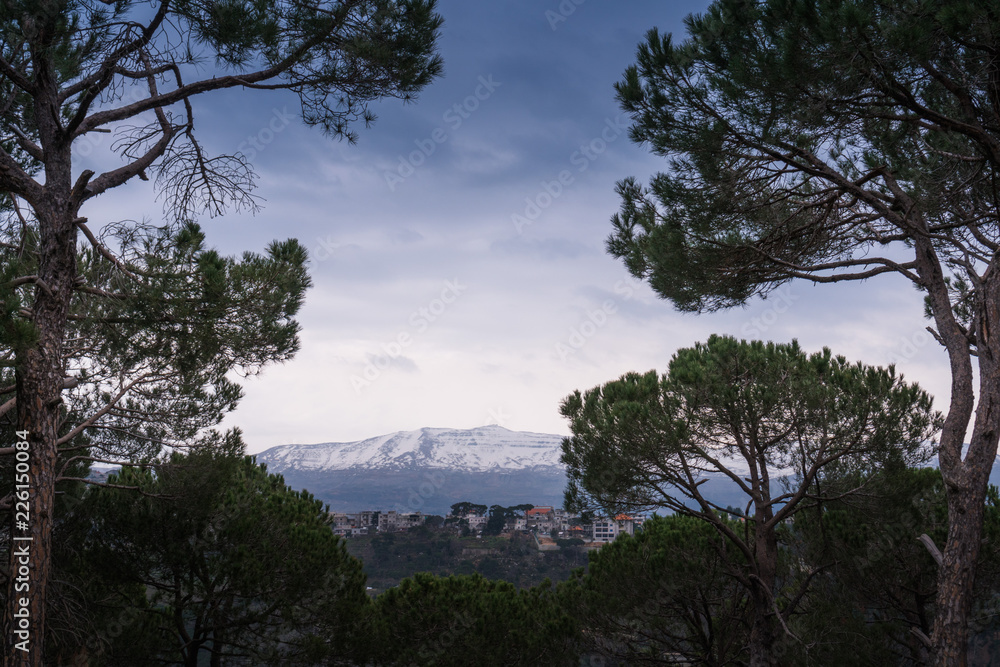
[
  {"x1": 749, "y1": 506, "x2": 779, "y2": 666},
  {"x1": 932, "y1": 384, "x2": 1000, "y2": 666},
  {"x1": 2, "y1": 36, "x2": 77, "y2": 661},
  {"x1": 933, "y1": 468, "x2": 989, "y2": 667},
  {"x1": 3, "y1": 204, "x2": 77, "y2": 666},
  {"x1": 930, "y1": 261, "x2": 1000, "y2": 666}
]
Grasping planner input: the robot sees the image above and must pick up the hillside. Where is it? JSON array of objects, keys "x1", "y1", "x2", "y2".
[{"x1": 256, "y1": 426, "x2": 569, "y2": 514}]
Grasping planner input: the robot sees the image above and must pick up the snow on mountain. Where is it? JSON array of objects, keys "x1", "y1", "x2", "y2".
[{"x1": 256, "y1": 425, "x2": 566, "y2": 473}]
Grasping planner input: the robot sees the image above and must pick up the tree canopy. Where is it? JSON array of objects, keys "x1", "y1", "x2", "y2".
[
  {"x1": 561, "y1": 335, "x2": 940, "y2": 665},
  {"x1": 607, "y1": 2, "x2": 1000, "y2": 662},
  {"x1": 0, "y1": 2, "x2": 443, "y2": 662},
  {"x1": 561, "y1": 513, "x2": 749, "y2": 666},
  {"x1": 450, "y1": 502, "x2": 488, "y2": 517},
  {"x1": 484, "y1": 503, "x2": 533, "y2": 536},
  {"x1": 562, "y1": 336, "x2": 939, "y2": 519},
  {"x1": 365, "y1": 572, "x2": 578, "y2": 667},
  {"x1": 56, "y1": 441, "x2": 369, "y2": 666}
]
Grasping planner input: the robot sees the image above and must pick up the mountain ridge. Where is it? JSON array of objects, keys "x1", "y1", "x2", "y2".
[
  {"x1": 255, "y1": 426, "x2": 569, "y2": 514},
  {"x1": 253, "y1": 427, "x2": 1000, "y2": 515},
  {"x1": 256, "y1": 424, "x2": 566, "y2": 473}
]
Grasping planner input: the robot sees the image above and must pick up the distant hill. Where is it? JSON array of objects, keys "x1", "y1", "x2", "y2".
[
  {"x1": 255, "y1": 425, "x2": 568, "y2": 514},
  {"x1": 256, "y1": 427, "x2": 1000, "y2": 515}
]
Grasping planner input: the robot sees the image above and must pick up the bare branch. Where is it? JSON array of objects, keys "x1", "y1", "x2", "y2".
[
  {"x1": 75, "y1": 30, "x2": 325, "y2": 137},
  {"x1": 61, "y1": 0, "x2": 172, "y2": 132},
  {"x1": 75, "y1": 218, "x2": 142, "y2": 280},
  {"x1": 7, "y1": 124, "x2": 43, "y2": 163},
  {"x1": 0, "y1": 143, "x2": 41, "y2": 202},
  {"x1": 918, "y1": 533, "x2": 944, "y2": 567}
]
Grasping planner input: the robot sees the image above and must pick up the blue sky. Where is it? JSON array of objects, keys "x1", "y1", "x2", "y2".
[{"x1": 84, "y1": 0, "x2": 953, "y2": 453}]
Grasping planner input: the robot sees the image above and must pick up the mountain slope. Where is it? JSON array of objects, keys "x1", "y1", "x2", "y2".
[
  {"x1": 256, "y1": 427, "x2": 1000, "y2": 517},
  {"x1": 256, "y1": 426, "x2": 568, "y2": 514},
  {"x1": 257, "y1": 425, "x2": 564, "y2": 472}
]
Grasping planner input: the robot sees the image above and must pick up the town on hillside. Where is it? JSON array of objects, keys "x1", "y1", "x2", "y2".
[{"x1": 328, "y1": 503, "x2": 647, "y2": 548}]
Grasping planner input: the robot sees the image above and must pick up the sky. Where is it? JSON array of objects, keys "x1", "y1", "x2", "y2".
[{"x1": 83, "y1": 0, "x2": 953, "y2": 454}]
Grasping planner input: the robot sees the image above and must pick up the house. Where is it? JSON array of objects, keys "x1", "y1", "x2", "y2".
[
  {"x1": 378, "y1": 511, "x2": 399, "y2": 532},
  {"x1": 329, "y1": 512, "x2": 355, "y2": 537},
  {"x1": 525, "y1": 506, "x2": 556, "y2": 532},
  {"x1": 399, "y1": 512, "x2": 425, "y2": 529},
  {"x1": 377, "y1": 510, "x2": 425, "y2": 532},
  {"x1": 592, "y1": 514, "x2": 645, "y2": 543}
]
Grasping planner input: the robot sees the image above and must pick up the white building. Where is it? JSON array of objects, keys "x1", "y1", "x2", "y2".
[{"x1": 592, "y1": 514, "x2": 645, "y2": 543}]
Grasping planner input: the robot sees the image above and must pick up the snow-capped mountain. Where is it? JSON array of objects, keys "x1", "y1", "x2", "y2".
[
  {"x1": 255, "y1": 428, "x2": 985, "y2": 516},
  {"x1": 256, "y1": 425, "x2": 565, "y2": 473},
  {"x1": 256, "y1": 426, "x2": 570, "y2": 514}
]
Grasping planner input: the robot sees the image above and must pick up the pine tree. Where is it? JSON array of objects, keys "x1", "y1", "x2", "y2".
[
  {"x1": 562, "y1": 514, "x2": 749, "y2": 666},
  {"x1": 0, "y1": 2, "x2": 442, "y2": 663},
  {"x1": 62, "y1": 439, "x2": 369, "y2": 665},
  {"x1": 366, "y1": 572, "x2": 579, "y2": 666},
  {"x1": 560, "y1": 336, "x2": 941, "y2": 665},
  {"x1": 608, "y1": 3, "x2": 1000, "y2": 661}
]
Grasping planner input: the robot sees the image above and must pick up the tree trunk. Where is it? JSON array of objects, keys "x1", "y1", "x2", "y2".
[
  {"x1": 931, "y1": 267, "x2": 1000, "y2": 667},
  {"x1": 748, "y1": 587, "x2": 778, "y2": 667},
  {"x1": 748, "y1": 518, "x2": 779, "y2": 667},
  {"x1": 2, "y1": 199, "x2": 77, "y2": 665},
  {"x1": 933, "y1": 477, "x2": 988, "y2": 667},
  {"x1": 932, "y1": 397, "x2": 1000, "y2": 666},
  {"x1": 3, "y1": 363, "x2": 60, "y2": 666},
  {"x1": 0, "y1": 21, "x2": 79, "y2": 661}
]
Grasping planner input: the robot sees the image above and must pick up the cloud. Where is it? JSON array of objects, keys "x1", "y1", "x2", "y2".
[
  {"x1": 489, "y1": 236, "x2": 593, "y2": 260},
  {"x1": 366, "y1": 353, "x2": 420, "y2": 374}
]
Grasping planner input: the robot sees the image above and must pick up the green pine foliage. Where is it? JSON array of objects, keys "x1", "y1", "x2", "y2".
[
  {"x1": 561, "y1": 513, "x2": 750, "y2": 666},
  {"x1": 784, "y1": 468, "x2": 1000, "y2": 666},
  {"x1": 561, "y1": 335, "x2": 940, "y2": 518},
  {"x1": 54, "y1": 440, "x2": 369, "y2": 665},
  {"x1": 561, "y1": 335, "x2": 942, "y2": 663},
  {"x1": 363, "y1": 572, "x2": 579, "y2": 666},
  {"x1": 605, "y1": 3, "x2": 1000, "y2": 658},
  {"x1": 0, "y1": 215, "x2": 311, "y2": 468},
  {"x1": 66, "y1": 220, "x2": 311, "y2": 460},
  {"x1": 786, "y1": 467, "x2": 946, "y2": 665}
]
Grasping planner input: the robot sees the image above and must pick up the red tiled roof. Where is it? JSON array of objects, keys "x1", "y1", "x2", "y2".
[{"x1": 526, "y1": 506, "x2": 553, "y2": 516}]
